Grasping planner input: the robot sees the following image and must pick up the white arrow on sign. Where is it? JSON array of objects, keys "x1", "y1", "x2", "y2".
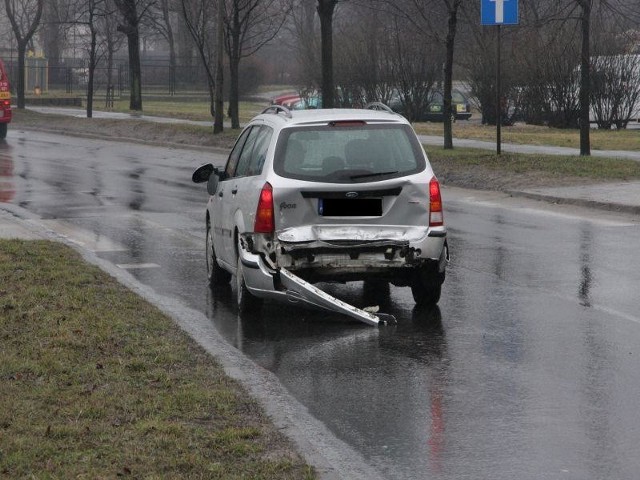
[{"x1": 490, "y1": 0, "x2": 507, "y2": 23}]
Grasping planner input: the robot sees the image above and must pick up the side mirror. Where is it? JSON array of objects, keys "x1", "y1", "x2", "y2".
[{"x1": 192, "y1": 163, "x2": 214, "y2": 183}]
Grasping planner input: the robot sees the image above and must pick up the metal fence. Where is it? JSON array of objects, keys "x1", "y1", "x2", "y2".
[{"x1": 2, "y1": 58, "x2": 213, "y2": 101}]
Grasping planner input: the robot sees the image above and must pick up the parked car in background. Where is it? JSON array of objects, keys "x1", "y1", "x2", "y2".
[
  {"x1": 390, "y1": 89, "x2": 472, "y2": 122},
  {"x1": 271, "y1": 92, "x2": 300, "y2": 107},
  {"x1": 290, "y1": 95, "x2": 322, "y2": 110},
  {"x1": 192, "y1": 104, "x2": 448, "y2": 320},
  {"x1": 0, "y1": 59, "x2": 11, "y2": 140}
]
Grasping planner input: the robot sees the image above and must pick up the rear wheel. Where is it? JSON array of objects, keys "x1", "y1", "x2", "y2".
[
  {"x1": 0, "y1": 123, "x2": 7, "y2": 140},
  {"x1": 410, "y1": 266, "x2": 445, "y2": 306},
  {"x1": 236, "y1": 239, "x2": 263, "y2": 313},
  {"x1": 206, "y1": 221, "x2": 231, "y2": 286}
]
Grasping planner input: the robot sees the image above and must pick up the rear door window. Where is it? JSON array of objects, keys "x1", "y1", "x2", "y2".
[
  {"x1": 234, "y1": 127, "x2": 261, "y2": 177},
  {"x1": 225, "y1": 127, "x2": 253, "y2": 178}
]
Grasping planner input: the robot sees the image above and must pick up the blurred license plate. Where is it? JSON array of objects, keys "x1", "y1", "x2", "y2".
[{"x1": 319, "y1": 198, "x2": 382, "y2": 216}]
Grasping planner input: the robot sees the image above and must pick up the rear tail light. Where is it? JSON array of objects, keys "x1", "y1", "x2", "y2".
[
  {"x1": 254, "y1": 182, "x2": 274, "y2": 233},
  {"x1": 429, "y1": 177, "x2": 444, "y2": 227}
]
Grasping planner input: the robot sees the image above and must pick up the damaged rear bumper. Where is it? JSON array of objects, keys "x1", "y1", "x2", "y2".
[
  {"x1": 239, "y1": 225, "x2": 448, "y2": 325},
  {"x1": 238, "y1": 246, "x2": 394, "y2": 325}
]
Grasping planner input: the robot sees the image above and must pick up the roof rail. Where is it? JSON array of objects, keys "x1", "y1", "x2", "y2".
[
  {"x1": 261, "y1": 104, "x2": 293, "y2": 119},
  {"x1": 364, "y1": 102, "x2": 395, "y2": 114}
]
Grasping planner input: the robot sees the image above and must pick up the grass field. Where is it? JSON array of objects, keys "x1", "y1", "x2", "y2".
[
  {"x1": 0, "y1": 240, "x2": 315, "y2": 479},
  {"x1": 413, "y1": 121, "x2": 640, "y2": 152}
]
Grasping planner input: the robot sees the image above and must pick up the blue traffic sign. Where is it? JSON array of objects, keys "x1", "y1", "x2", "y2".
[{"x1": 481, "y1": 0, "x2": 519, "y2": 25}]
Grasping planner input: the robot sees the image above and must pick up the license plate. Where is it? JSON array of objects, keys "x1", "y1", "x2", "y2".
[
  {"x1": 0, "y1": 92, "x2": 9, "y2": 99},
  {"x1": 319, "y1": 198, "x2": 382, "y2": 216}
]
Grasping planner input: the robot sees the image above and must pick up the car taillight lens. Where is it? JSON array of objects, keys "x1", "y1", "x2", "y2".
[
  {"x1": 429, "y1": 177, "x2": 444, "y2": 227},
  {"x1": 254, "y1": 182, "x2": 274, "y2": 233}
]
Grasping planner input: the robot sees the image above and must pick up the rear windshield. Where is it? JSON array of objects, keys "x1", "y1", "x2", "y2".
[{"x1": 273, "y1": 123, "x2": 426, "y2": 183}]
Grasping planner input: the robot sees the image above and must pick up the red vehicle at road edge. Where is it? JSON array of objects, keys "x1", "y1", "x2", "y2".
[{"x1": 0, "y1": 58, "x2": 12, "y2": 140}]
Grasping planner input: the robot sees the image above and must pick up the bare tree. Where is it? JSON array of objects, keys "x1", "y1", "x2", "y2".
[
  {"x1": 286, "y1": 0, "x2": 320, "y2": 89},
  {"x1": 145, "y1": 0, "x2": 177, "y2": 92},
  {"x1": 113, "y1": 0, "x2": 153, "y2": 111},
  {"x1": 40, "y1": 0, "x2": 74, "y2": 75},
  {"x1": 75, "y1": 0, "x2": 117, "y2": 117},
  {"x1": 316, "y1": 0, "x2": 339, "y2": 108},
  {"x1": 382, "y1": 0, "x2": 465, "y2": 149},
  {"x1": 4, "y1": 0, "x2": 44, "y2": 108},
  {"x1": 101, "y1": 0, "x2": 125, "y2": 103},
  {"x1": 575, "y1": 0, "x2": 591, "y2": 155},
  {"x1": 223, "y1": 0, "x2": 288, "y2": 128},
  {"x1": 591, "y1": 53, "x2": 640, "y2": 128},
  {"x1": 440, "y1": 0, "x2": 463, "y2": 149},
  {"x1": 386, "y1": 18, "x2": 442, "y2": 119},
  {"x1": 181, "y1": 0, "x2": 223, "y2": 133}
]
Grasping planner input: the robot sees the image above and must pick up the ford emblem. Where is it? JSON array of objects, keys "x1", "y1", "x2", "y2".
[{"x1": 345, "y1": 192, "x2": 359, "y2": 198}]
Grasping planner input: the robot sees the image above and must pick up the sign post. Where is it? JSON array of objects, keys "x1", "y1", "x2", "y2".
[{"x1": 481, "y1": 0, "x2": 519, "y2": 155}]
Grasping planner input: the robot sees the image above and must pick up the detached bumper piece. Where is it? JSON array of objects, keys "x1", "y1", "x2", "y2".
[{"x1": 278, "y1": 268, "x2": 396, "y2": 326}]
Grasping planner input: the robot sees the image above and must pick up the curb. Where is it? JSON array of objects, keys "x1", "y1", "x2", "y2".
[
  {"x1": 12, "y1": 124, "x2": 231, "y2": 156},
  {"x1": 507, "y1": 190, "x2": 640, "y2": 216}
]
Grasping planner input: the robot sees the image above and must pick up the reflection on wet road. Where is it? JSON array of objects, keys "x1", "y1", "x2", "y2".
[{"x1": 3, "y1": 131, "x2": 640, "y2": 479}]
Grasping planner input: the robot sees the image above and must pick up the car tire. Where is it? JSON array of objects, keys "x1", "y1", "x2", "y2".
[
  {"x1": 410, "y1": 266, "x2": 444, "y2": 306},
  {"x1": 236, "y1": 247, "x2": 263, "y2": 313},
  {"x1": 206, "y1": 220, "x2": 231, "y2": 286},
  {"x1": 0, "y1": 123, "x2": 7, "y2": 140}
]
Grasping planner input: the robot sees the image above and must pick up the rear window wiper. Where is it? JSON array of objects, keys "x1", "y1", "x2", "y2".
[{"x1": 350, "y1": 170, "x2": 399, "y2": 180}]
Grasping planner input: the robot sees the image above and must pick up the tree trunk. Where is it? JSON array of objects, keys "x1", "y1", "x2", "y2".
[
  {"x1": 578, "y1": 0, "x2": 591, "y2": 156},
  {"x1": 317, "y1": 0, "x2": 337, "y2": 109},
  {"x1": 161, "y1": 0, "x2": 176, "y2": 95},
  {"x1": 214, "y1": 0, "x2": 224, "y2": 134},
  {"x1": 228, "y1": 6, "x2": 241, "y2": 129},
  {"x1": 443, "y1": 0, "x2": 460, "y2": 150},
  {"x1": 115, "y1": 0, "x2": 143, "y2": 111},
  {"x1": 5, "y1": 0, "x2": 44, "y2": 109},
  {"x1": 16, "y1": 44, "x2": 26, "y2": 109},
  {"x1": 87, "y1": 28, "x2": 97, "y2": 118},
  {"x1": 229, "y1": 53, "x2": 240, "y2": 129},
  {"x1": 126, "y1": 29, "x2": 143, "y2": 111}
]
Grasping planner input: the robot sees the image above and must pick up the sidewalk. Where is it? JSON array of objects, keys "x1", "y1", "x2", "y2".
[
  {"x1": 418, "y1": 135, "x2": 640, "y2": 162},
  {"x1": 0, "y1": 209, "x2": 46, "y2": 240}
]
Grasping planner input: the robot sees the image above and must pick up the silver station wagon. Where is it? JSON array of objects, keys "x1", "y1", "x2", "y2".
[{"x1": 193, "y1": 104, "x2": 449, "y2": 324}]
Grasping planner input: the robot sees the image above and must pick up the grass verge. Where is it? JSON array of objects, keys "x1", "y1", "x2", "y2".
[
  {"x1": 0, "y1": 240, "x2": 315, "y2": 479},
  {"x1": 11, "y1": 109, "x2": 241, "y2": 150},
  {"x1": 413, "y1": 121, "x2": 640, "y2": 152},
  {"x1": 426, "y1": 146, "x2": 640, "y2": 190}
]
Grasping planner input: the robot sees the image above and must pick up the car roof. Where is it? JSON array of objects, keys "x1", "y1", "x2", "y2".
[{"x1": 253, "y1": 107, "x2": 410, "y2": 129}]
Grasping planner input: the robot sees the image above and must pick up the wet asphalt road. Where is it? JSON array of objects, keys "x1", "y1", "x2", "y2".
[{"x1": 2, "y1": 130, "x2": 640, "y2": 479}]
